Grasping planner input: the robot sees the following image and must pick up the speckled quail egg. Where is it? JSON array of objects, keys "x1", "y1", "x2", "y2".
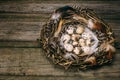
[
  {"x1": 60, "y1": 34, "x2": 70, "y2": 44},
  {"x1": 67, "y1": 26, "x2": 74, "y2": 34},
  {"x1": 64, "y1": 44, "x2": 73, "y2": 52},
  {"x1": 81, "y1": 46, "x2": 91, "y2": 54},
  {"x1": 73, "y1": 47, "x2": 81, "y2": 55},
  {"x1": 82, "y1": 32, "x2": 92, "y2": 39},
  {"x1": 86, "y1": 39, "x2": 91, "y2": 46},
  {"x1": 73, "y1": 41, "x2": 78, "y2": 46},
  {"x1": 71, "y1": 34, "x2": 80, "y2": 41},
  {"x1": 76, "y1": 26, "x2": 84, "y2": 34},
  {"x1": 79, "y1": 39, "x2": 86, "y2": 46}
]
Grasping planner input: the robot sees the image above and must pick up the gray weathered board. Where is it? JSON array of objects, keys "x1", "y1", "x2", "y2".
[{"x1": 0, "y1": 0, "x2": 120, "y2": 80}]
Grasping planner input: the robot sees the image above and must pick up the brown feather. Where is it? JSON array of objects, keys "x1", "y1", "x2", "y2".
[
  {"x1": 54, "y1": 20, "x2": 64, "y2": 37},
  {"x1": 84, "y1": 57, "x2": 96, "y2": 65}
]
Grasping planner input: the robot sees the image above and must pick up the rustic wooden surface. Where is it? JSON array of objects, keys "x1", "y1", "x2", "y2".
[{"x1": 0, "y1": 0, "x2": 120, "y2": 80}]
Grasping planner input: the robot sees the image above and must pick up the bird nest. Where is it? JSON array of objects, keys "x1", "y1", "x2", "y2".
[{"x1": 39, "y1": 6, "x2": 116, "y2": 70}]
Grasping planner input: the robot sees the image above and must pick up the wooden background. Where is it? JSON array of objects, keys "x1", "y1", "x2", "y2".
[{"x1": 0, "y1": 0, "x2": 120, "y2": 80}]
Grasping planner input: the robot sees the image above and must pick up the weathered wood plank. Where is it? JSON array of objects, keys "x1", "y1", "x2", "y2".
[
  {"x1": 0, "y1": 0, "x2": 119, "y2": 6},
  {"x1": 0, "y1": 0, "x2": 119, "y2": 79},
  {"x1": 0, "y1": 48, "x2": 120, "y2": 77},
  {"x1": 0, "y1": 21, "x2": 119, "y2": 41},
  {"x1": 0, "y1": 41, "x2": 39, "y2": 48},
  {"x1": 0, "y1": 22, "x2": 45, "y2": 31},
  {"x1": 0, "y1": 39, "x2": 120, "y2": 48},
  {"x1": 0, "y1": 31, "x2": 39, "y2": 41},
  {"x1": 0, "y1": 0, "x2": 119, "y2": 42},
  {"x1": 0, "y1": 2, "x2": 119, "y2": 14},
  {"x1": 0, "y1": 40, "x2": 120, "y2": 48},
  {"x1": 0, "y1": 37, "x2": 119, "y2": 48},
  {"x1": 0, "y1": 21, "x2": 119, "y2": 29},
  {"x1": 0, "y1": 76, "x2": 120, "y2": 80},
  {"x1": 0, "y1": 0, "x2": 119, "y2": 2},
  {"x1": 0, "y1": 13, "x2": 119, "y2": 22},
  {"x1": 0, "y1": 13, "x2": 50, "y2": 22},
  {"x1": 0, "y1": 29, "x2": 119, "y2": 41},
  {"x1": 0, "y1": 76, "x2": 119, "y2": 80}
]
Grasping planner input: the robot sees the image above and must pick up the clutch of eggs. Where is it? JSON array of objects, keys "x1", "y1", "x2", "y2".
[{"x1": 59, "y1": 22, "x2": 100, "y2": 60}]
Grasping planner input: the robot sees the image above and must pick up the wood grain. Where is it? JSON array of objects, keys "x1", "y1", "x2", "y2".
[
  {"x1": 0, "y1": 48, "x2": 120, "y2": 77},
  {"x1": 0, "y1": 0, "x2": 119, "y2": 80},
  {"x1": 0, "y1": 1, "x2": 119, "y2": 19},
  {"x1": 0, "y1": 76, "x2": 119, "y2": 80},
  {"x1": 0, "y1": 22, "x2": 119, "y2": 41},
  {"x1": 0, "y1": 2, "x2": 119, "y2": 14}
]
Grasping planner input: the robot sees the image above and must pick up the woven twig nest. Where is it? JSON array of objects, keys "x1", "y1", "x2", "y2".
[{"x1": 39, "y1": 6, "x2": 116, "y2": 70}]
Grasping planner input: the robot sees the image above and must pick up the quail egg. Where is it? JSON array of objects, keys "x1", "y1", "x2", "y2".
[
  {"x1": 73, "y1": 41, "x2": 78, "y2": 46},
  {"x1": 82, "y1": 32, "x2": 92, "y2": 39},
  {"x1": 81, "y1": 46, "x2": 91, "y2": 54},
  {"x1": 76, "y1": 26, "x2": 84, "y2": 34},
  {"x1": 61, "y1": 34, "x2": 70, "y2": 43},
  {"x1": 73, "y1": 47, "x2": 80, "y2": 55},
  {"x1": 79, "y1": 39, "x2": 86, "y2": 46},
  {"x1": 86, "y1": 39, "x2": 91, "y2": 46},
  {"x1": 71, "y1": 34, "x2": 80, "y2": 41},
  {"x1": 64, "y1": 44, "x2": 73, "y2": 52},
  {"x1": 67, "y1": 26, "x2": 74, "y2": 34}
]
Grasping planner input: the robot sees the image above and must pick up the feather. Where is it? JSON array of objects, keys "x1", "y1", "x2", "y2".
[
  {"x1": 84, "y1": 56, "x2": 96, "y2": 65},
  {"x1": 100, "y1": 43, "x2": 116, "y2": 53},
  {"x1": 73, "y1": 15, "x2": 88, "y2": 24},
  {"x1": 87, "y1": 19, "x2": 94, "y2": 29},
  {"x1": 106, "y1": 44, "x2": 116, "y2": 53},
  {"x1": 51, "y1": 13, "x2": 61, "y2": 22},
  {"x1": 54, "y1": 20, "x2": 64, "y2": 37},
  {"x1": 82, "y1": 28, "x2": 99, "y2": 55},
  {"x1": 63, "y1": 53, "x2": 79, "y2": 61},
  {"x1": 87, "y1": 18, "x2": 104, "y2": 31}
]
